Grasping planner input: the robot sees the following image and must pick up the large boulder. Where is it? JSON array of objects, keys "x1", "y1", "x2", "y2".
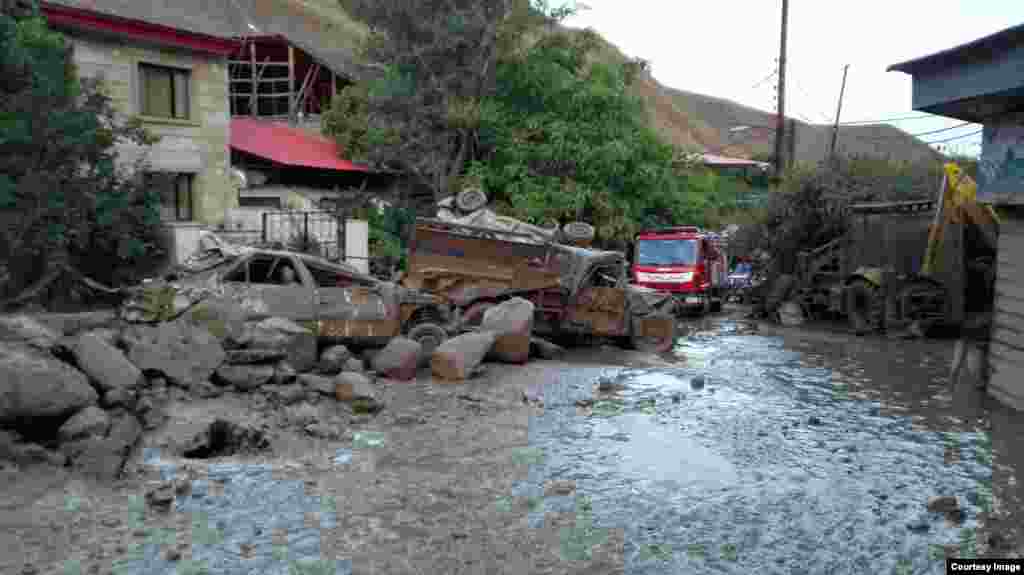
[
  {"x1": 0, "y1": 342, "x2": 98, "y2": 424},
  {"x1": 57, "y1": 405, "x2": 111, "y2": 442},
  {"x1": 297, "y1": 373, "x2": 337, "y2": 397},
  {"x1": 0, "y1": 314, "x2": 60, "y2": 350},
  {"x1": 63, "y1": 413, "x2": 142, "y2": 480},
  {"x1": 334, "y1": 372, "x2": 375, "y2": 402},
  {"x1": 122, "y1": 321, "x2": 226, "y2": 389},
  {"x1": 214, "y1": 364, "x2": 275, "y2": 391},
  {"x1": 372, "y1": 337, "x2": 422, "y2": 381},
  {"x1": 70, "y1": 332, "x2": 144, "y2": 394},
  {"x1": 246, "y1": 318, "x2": 317, "y2": 373},
  {"x1": 317, "y1": 345, "x2": 352, "y2": 375},
  {"x1": 223, "y1": 348, "x2": 287, "y2": 365},
  {"x1": 431, "y1": 332, "x2": 497, "y2": 381},
  {"x1": 480, "y1": 298, "x2": 534, "y2": 364}
]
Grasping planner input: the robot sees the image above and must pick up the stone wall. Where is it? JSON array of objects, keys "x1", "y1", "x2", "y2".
[{"x1": 68, "y1": 34, "x2": 236, "y2": 227}]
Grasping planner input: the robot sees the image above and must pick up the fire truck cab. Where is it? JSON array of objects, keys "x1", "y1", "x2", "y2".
[{"x1": 631, "y1": 226, "x2": 727, "y2": 314}]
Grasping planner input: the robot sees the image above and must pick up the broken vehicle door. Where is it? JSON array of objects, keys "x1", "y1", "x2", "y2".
[
  {"x1": 219, "y1": 252, "x2": 315, "y2": 322},
  {"x1": 303, "y1": 257, "x2": 400, "y2": 340}
]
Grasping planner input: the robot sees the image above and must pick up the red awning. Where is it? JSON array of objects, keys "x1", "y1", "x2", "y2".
[{"x1": 230, "y1": 118, "x2": 371, "y2": 173}]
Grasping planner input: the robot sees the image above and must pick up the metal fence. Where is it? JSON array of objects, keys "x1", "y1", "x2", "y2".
[{"x1": 260, "y1": 210, "x2": 343, "y2": 261}]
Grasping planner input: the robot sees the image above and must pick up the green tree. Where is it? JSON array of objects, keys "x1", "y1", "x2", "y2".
[{"x1": 0, "y1": 0, "x2": 163, "y2": 307}]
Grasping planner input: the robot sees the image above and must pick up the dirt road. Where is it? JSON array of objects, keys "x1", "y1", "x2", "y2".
[{"x1": 3, "y1": 307, "x2": 1023, "y2": 575}]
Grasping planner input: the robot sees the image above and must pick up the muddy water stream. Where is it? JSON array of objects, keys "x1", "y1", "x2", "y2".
[{"x1": 521, "y1": 314, "x2": 1022, "y2": 574}]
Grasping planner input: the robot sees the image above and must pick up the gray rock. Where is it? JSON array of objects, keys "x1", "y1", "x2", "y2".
[
  {"x1": 318, "y1": 345, "x2": 352, "y2": 374},
  {"x1": 58, "y1": 406, "x2": 111, "y2": 442},
  {"x1": 480, "y1": 297, "x2": 534, "y2": 364},
  {"x1": 431, "y1": 332, "x2": 497, "y2": 381},
  {"x1": 63, "y1": 414, "x2": 140, "y2": 479},
  {"x1": 304, "y1": 423, "x2": 341, "y2": 439},
  {"x1": 194, "y1": 382, "x2": 225, "y2": 398},
  {"x1": 272, "y1": 362, "x2": 297, "y2": 386},
  {"x1": 71, "y1": 332, "x2": 144, "y2": 393},
  {"x1": 247, "y1": 318, "x2": 317, "y2": 372},
  {"x1": 372, "y1": 337, "x2": 422, "y2": 381},
  {"x1": 122, "y1": 321, "x2": 225, "y2": 389},
  {"x1": 214, "y1": 365, "x2": 275, "y2": 391},
  {"x1": 927, "y1": 495, "x2": 960, "y2": 514},
  {"x1": 223, "y1": 349, "x2": 287, "y2": 365},
  {"x1": 270, "y1": 384, "x2": 307, "y2": 405},
  {"x1": 2, "y1": 440, "x2": 66, "y2": 467},
  {"x1": 530, "y1": 337, "x2": 565, "y2": 360},
  {"x1": 344, "y1": 358, "x2": 364, "y2": 373},
  {"x1": 85, "y1": 328, "x2": 122, "y2": 348},
  {"x1": 297, "y1": 373, "x2": 336, "y2": 397},
  {"x1": 0, "y1": 314, "x2": 60, "y2": 350},
  {"x1": 101, "y1": 387, "x2": 136, "y2": 409},
  {"x1": 334, "y1": 372, "x2": 375, "y2": 402},
  {"x1": 0, "y1": 342, "x2": 98, "y2": 424}
]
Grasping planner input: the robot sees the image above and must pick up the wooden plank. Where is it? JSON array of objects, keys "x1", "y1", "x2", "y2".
[
  {"x1": 990, "y1": 340, "x2": 1024, "y2": 365},
  {"x1": 988, "y1": 377, "x2": 1024, "y2": 412},
  {"x1": 288, "y1": 45, "x2": 295, "y2": 121}
]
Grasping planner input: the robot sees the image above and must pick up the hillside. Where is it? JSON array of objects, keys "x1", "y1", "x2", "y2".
[{"x1": 288, "y1": 1, "x2": 940, "y2": 166}]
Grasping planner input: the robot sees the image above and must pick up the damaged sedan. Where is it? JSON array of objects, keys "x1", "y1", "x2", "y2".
[{"x1": 120, "y1": 232, "x2": 451, "y2": 354}]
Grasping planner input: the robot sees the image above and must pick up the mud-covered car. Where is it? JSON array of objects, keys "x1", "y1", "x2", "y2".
[{"x1": 120, "y1": 233, "x2": 450, "y2": 353}]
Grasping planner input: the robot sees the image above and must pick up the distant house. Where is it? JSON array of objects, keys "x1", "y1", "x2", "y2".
[
  {"x1": 889, "y1": 23, "x2": 1024, "y2": 411},
  {"x1": 40, "y1": 0, "x2": 408, "y2": 267}
]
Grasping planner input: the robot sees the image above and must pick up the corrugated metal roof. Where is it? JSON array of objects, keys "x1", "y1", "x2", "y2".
[
  {"x1": 230, "y1": 118, "x2": 371, "y2": 172},
  {"x1": 888, "y1": 23, "x2": 1024, "y2": 74},
  {"x1": 41, "y1": 0, "x2": 370, "y2": 80}
]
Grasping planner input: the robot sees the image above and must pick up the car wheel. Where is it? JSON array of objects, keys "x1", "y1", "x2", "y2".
[{"x1": 405, "y1": 322, "x2": 448, "y2": 365}]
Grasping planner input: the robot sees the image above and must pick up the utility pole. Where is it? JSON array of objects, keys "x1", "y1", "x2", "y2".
[
  {"x1": 773, "y1": 0, "x2": 789, "y2": 177},
  {"x1": 829, "y1": 64, "x2": 850, "y2": 159}
]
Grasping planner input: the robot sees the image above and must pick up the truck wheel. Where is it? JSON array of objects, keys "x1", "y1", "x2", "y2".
[
  {"x1": 846, "y1": 279, "x2": 881, "y2": 334},
  {"x1": 628, "y1": 312, "x2": 677, "y2": 353},
  {"x1": 406, "y1": 322, "x2": 448, "y2": 365}
]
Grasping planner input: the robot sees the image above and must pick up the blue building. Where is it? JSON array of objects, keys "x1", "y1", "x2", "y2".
[{"x1": 890, "y1": 25, "x2": 1024, "y2": 411}]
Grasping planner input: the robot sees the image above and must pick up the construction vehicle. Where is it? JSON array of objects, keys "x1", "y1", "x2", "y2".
[
  {"x1": 791, "y1": 163, "x2": 999, "y2": 332},
  {"x1": 402, "y1": 218, "x2": 680, "y2": 352},
  {"x1": 631, "y1": 226, "x2": 728, "y2": 314}
]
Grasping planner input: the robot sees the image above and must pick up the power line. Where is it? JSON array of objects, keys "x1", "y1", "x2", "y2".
[
  {"x1": 840, "y1": 114, "x2": 934, "y2": 125},
  {"x1": 751, "y1": 69, "x2": 777, "y2": 89},
  {"x1": 923, "y1": 129, "x2": 983, "y2": 144},
  {"x1": 907, "y1": 121, "x2": 974, "y2": 138}
]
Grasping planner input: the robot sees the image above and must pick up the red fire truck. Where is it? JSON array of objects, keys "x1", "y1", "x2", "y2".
[{"x1": 631, "y1": 226, "x2": 727, "y2": 314}]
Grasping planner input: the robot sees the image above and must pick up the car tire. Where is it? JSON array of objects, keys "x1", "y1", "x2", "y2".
[{"x1": 405, "y1": 322, "x2": 448, "y2": 365}]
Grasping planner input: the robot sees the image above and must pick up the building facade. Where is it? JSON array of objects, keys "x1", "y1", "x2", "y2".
[{"x1": 890, "y1": 23, "x2": 1024, "y2": 412}]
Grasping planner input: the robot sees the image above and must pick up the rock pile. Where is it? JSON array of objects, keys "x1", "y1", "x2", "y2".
[{"x1": 0, "y1": 313, "x2": 384, "y2": 480}]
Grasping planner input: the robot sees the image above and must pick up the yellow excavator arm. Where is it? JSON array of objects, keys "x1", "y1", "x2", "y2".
[{"x1": 921, "y1": 163, "x2": 1000, "y2": 277}]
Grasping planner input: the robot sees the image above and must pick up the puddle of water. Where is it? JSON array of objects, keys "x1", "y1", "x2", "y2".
[{"x1": 522, "y1": 316, "x2": 1016, "y2": 574}]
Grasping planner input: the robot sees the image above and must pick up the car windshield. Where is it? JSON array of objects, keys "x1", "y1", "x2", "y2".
[{"x1": 636, "y1": 239, "x2": 698, "y2": 266}]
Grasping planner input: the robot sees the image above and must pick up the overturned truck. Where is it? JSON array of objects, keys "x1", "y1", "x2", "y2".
[{"x1": 403, "y1": 218, "x2": 679, "y2": 352}]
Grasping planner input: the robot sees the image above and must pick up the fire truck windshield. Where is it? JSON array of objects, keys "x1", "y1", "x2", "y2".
[{"x1": 636, "y1": 239, "x2": 698, "y2": 266}]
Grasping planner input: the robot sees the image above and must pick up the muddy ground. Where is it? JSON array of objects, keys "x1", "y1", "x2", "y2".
[{"x1": 3, "y1": 305, "x2": 1023, "y2": 575}]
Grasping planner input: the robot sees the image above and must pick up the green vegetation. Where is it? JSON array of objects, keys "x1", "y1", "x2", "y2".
[
  {"x1": 324, "y1": 0, "x2": 751, "y2": 247},
  {"x1": 0, "y1": 1, "x2": 164, "y2": 307},
  {"x1": 729, "y1": 155, "x2": 943, "y2": 274}
]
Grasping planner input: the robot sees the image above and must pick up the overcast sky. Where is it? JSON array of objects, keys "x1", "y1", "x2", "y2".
[{"x1": 563, "y1": 1, "x2": 1024, "y2": 157}]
